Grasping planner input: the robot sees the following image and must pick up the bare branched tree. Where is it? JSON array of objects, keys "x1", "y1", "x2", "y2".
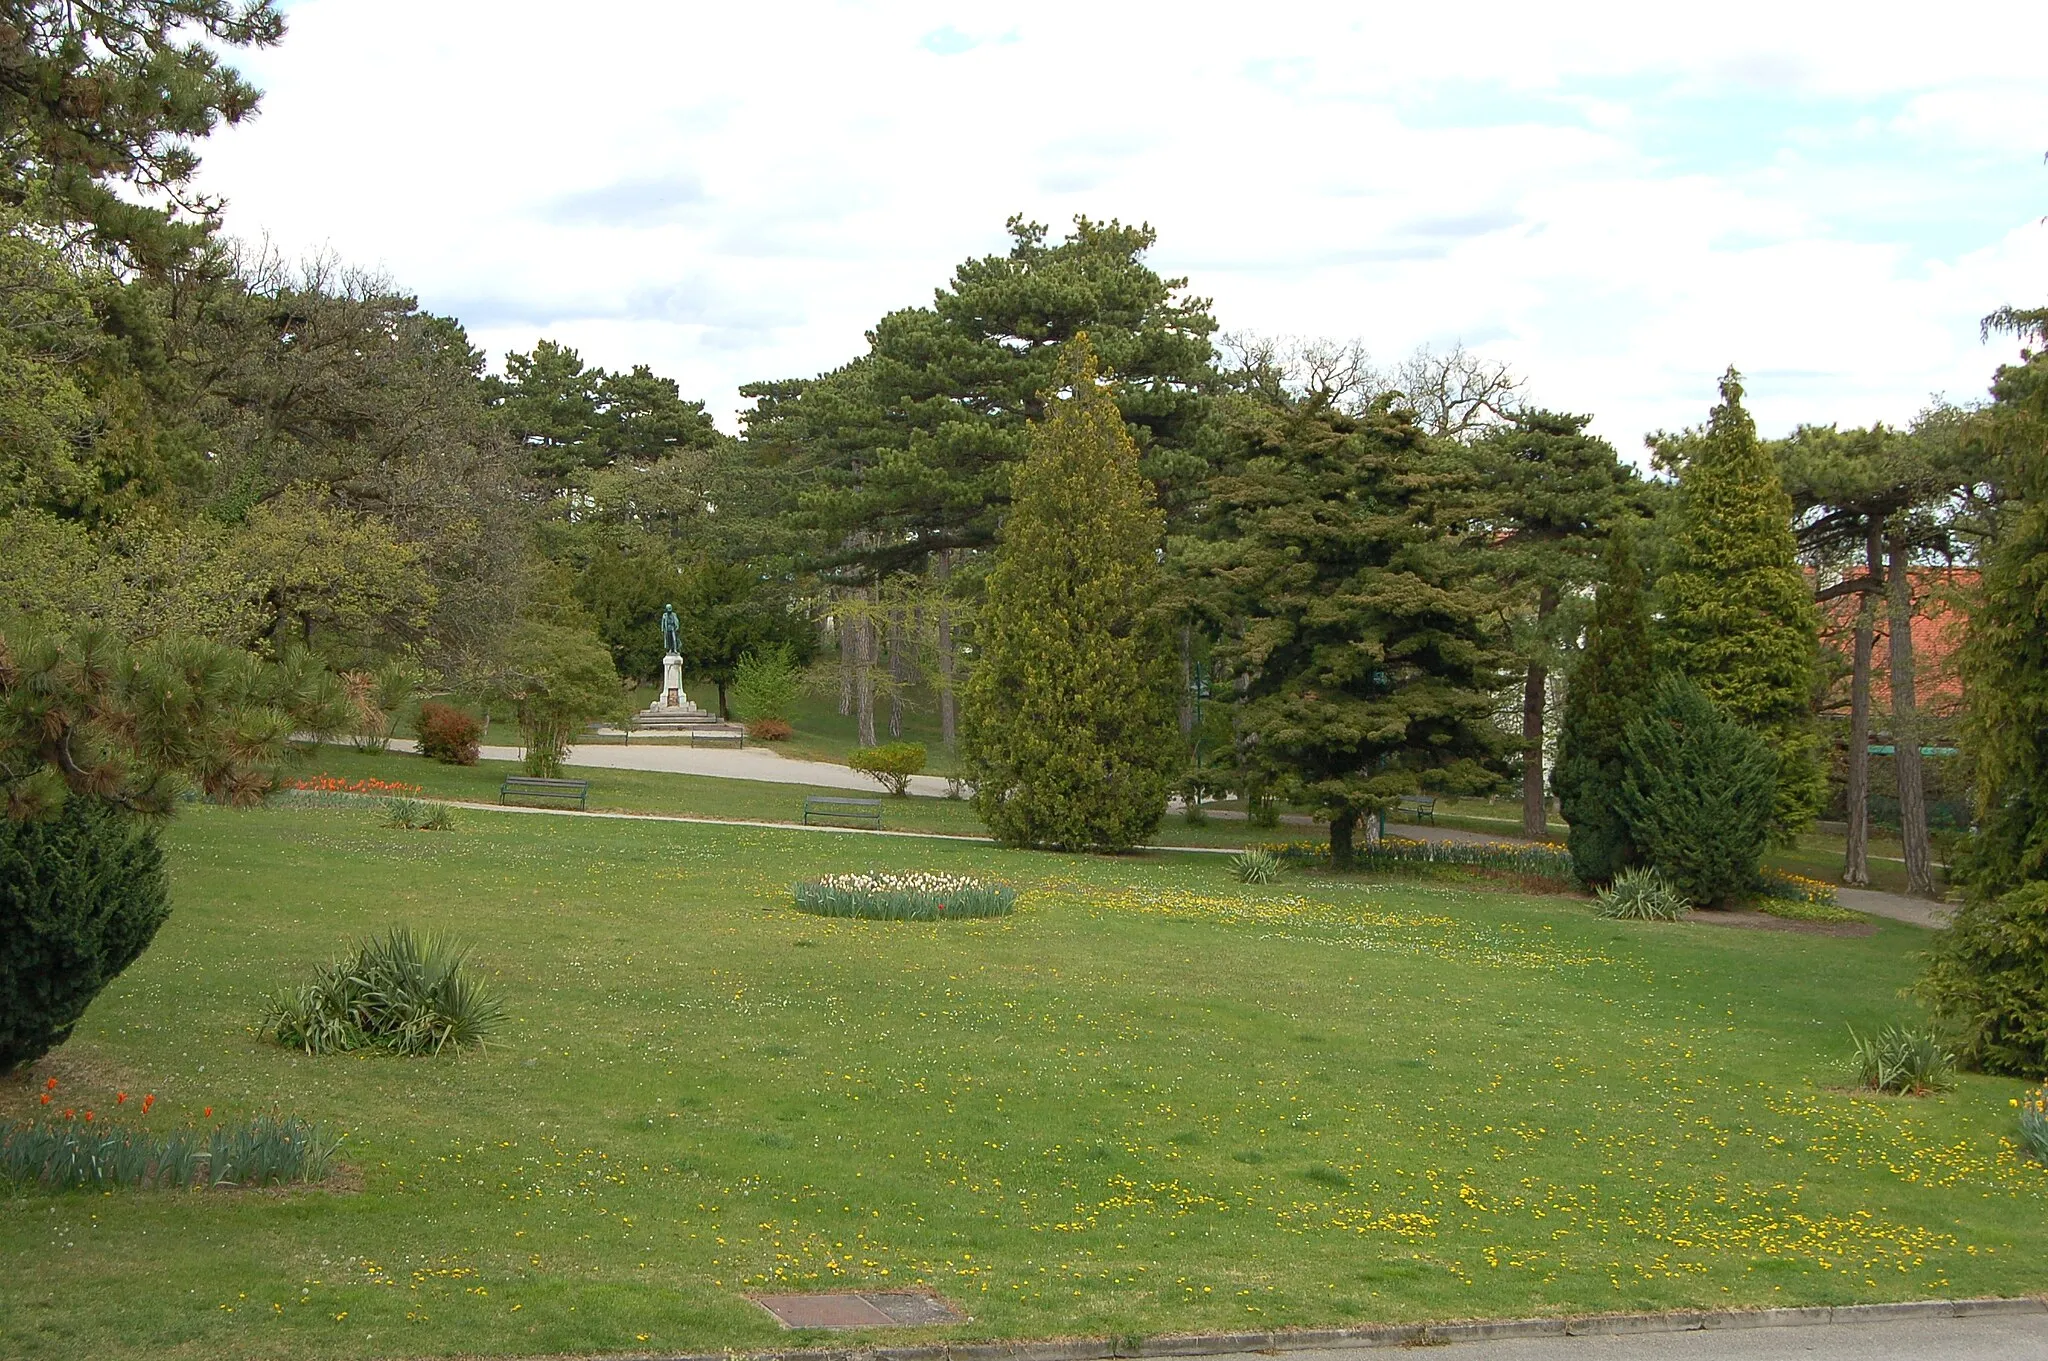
[{"x1": 1393, "y1": 342, "x2": 1526, "y2": 440}]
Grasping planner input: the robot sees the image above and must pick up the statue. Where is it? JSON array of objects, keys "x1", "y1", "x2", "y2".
[{"x1": 660, "y1": 602, "x2": 681, "y2": 658}]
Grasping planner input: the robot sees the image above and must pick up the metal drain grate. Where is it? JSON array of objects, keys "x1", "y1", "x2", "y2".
[{"x1": 749, "y1": 1290, "x2": 966, "y2": 1329}]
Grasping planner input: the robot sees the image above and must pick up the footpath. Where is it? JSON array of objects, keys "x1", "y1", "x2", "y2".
[{"x1": 395, "y1": 738, "x2": 1947, "y2": 929}]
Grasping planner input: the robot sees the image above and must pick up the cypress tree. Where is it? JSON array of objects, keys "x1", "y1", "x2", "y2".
[
  {"x1": 1552, "y1": 521, "x2": 1652, "y2": 883},
  {"x1": 1658, "y1": 369, "x2": 1825, "y2": 837},
  {"x1": 961, "y1": 336, "x2": 1180, "y2": 851},
  {"x1": 1617, "y1": 675, "x2": 1779, "y2": 909}
]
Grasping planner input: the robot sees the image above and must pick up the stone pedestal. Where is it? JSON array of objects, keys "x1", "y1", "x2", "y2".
[{"x1": 661, "y1": 652, "x2": 689, "y2": 711}]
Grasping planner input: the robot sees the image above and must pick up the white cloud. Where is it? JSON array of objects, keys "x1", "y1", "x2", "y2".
[{"x1": 199, "y1": 0, "x2": 2048, "y2": 452}]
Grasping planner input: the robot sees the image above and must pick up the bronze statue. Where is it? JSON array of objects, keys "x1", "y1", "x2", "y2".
[{"x1": 661, "y1": 603, "x2": 681, "y2": 657}]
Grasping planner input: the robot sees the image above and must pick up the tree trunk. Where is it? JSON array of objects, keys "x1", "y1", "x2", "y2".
[
  {"x1": 837, "y1": 607, "x2": 853, "y2": 717},
  {"x1": 1330, "y1": 809, "x2": 1358, "y2": 870},
  {"x1": 1521, "y1": 585, "x2": 1559, "y2": 839},
  {"x1": 1886, "y1": 531, "x2": 1935, "y2": 896},
  {"x1": 935, "y1": 551, "x2": 957, "y2": 747},
  {"x1": 886, "y1": 601, "x2": 905, "y2": 739},
  {"x1": 1179, "y1": 624, "x2": 1196, "y2": 739},
  {"x1": 1843, "y1": 524, "x2": 1882, "y2": 887},
  {"x1": 855, "y1": 602, "x2": 877, "y2": 748}
]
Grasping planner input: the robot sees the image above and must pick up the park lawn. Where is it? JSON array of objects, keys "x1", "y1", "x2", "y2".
[
  {"x1": 3, "y1": 804, "x2": 2042, "y2": 1361},
  {"x1": 289, "y1": 745, "x2": 1289, "y2": 851}
]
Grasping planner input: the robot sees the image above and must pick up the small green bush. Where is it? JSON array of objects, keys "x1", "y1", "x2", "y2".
[
  {"x1": 1616, "y1": 676, "x2": 1777, "y2": 908},
  {"x1": 384, "y1": 797, "x2": 452, "y2": 831},
  {"x1": 731, "y1": 645, "x2": 803, "y2": 723},
  {"x1": 1595, "y1": 866, "x2": 1690, "y2": 921},
  {"x1": 1916, "y1": 881, "x2": 2048, "y2": 1076},
  {"x1": 0, "y1": 800, "x2": 171, "y2": 1074},
  {"x1": 261, "y1": 926, "x2": 504, "y2": 1056},
  {"x1": 1848, "y1": 1024, "x2": 1956, "y2": 1095},
  {"x1": 848, "y1": 742, "x2": 927, "y2": 796},
  {"x1": 1231, "y1": 848, "x2": 1280, "y2": 884},
  {"x1": 791, "y1": 872, "x2": 1015, "y2": 921},
  {"x1": 0, "y1": 1112, "x2": 336, "y2": 1191},
  {"x1": 414, "y1": 701, "x2": 482, "y2": 765},
  {"x1": 2015, "y1": 1088, "x2": 2048, "y2": 1163}
]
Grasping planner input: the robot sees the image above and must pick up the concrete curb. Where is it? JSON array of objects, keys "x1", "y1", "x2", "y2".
[{"x1": 598, "y1": 1296, "x2": 2047, "y2": 1361}]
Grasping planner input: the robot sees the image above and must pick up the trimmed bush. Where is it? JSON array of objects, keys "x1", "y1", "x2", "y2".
[
  {"x1": 1595, "y1": 866, "x2": 1690, "y2": 921},
  {"x1": 0, "y1": 1112, "x2": 336, "y2": 1191},
  {"x1": 261, "y1": 926, "x2": 504, "y2": 1056},
  {"x1": 1616, "y1": 675, "x2": 1777, "y2": 908},
  {"x1": 1916, "y1": 881, "x2": 2048, "y2": 1076},
  {"x1": 848, "y1": 742, "x2": 927, "y2": 796},
  {"x1": 791, "y1": 873, "x2": 1015, "y2": 921},
  {"x1": 0, "y1": 801, "x2": 171, "y2": 1074},
  {"x1": 1231, "y1": 848, "x2": 1280, "y2": 884},
  {"x1": 1847, "y1": 1025, "x2": 1956, "y2": 1095},
  {"x1": 415, "y1": 701, "x2": 482, "y2": 765},
  {"x1": 746, "y1": 718, "x2": 793, "y2": 742}
]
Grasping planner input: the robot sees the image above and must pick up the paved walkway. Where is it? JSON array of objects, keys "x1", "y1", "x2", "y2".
[
  {"x1": 398, "y1": 738, "x2": 1946, "y2": 927},
  {"x1": 1199, "y1": 1311, "x2": 2048, "y2": 1360}
]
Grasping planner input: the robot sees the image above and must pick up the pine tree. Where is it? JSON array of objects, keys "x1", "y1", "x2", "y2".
[
  {"x1": 1198, "y1": 392, "x2": 1508, "y2": 868},
  {"x1": 961, "y1": 337, "x2": 1180, "y2": 851},
  {"x1": 1657, "y1": 369, "x2": 1825, "y2": 837},
  {"x1": 1552, "y1": 521, "x2": 1653, "y2": 884}
]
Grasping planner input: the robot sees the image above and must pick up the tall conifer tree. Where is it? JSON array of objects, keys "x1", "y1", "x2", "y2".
[
  {"x1": 1552, "y1": 521, "x2": 1653, "y2": 883},
  {"x1": 1657, "y1": 369, "x2": 1825, "y2": 837},
  {"x1": 961, "y1": 337, "x2": 1180, "y2": 851}
]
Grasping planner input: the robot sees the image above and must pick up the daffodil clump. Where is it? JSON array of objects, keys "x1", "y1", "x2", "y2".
[
  {"x1": 1264, "y1": 836, "x2": 1576, "y2": 882},
  {"x1": 792, "y1": 872, "x2": 1015, "y2": 921},
  {"x1": 2015, "y1": 1088, "x2": 2048, "y2": 1163}
]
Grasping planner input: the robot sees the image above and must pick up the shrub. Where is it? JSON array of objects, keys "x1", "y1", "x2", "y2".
[
  {"x1": 2015, "y1": 1088, "x2": 2048, "y2": 1163},
  {"x1": 0, "y1": 1112, "x2": 336, "y2": 1191},
  {"x1": 260, "y1": 926, "x2": 504, "y2": 1056},
  {"x1": 0, "y1": 800, "x2": 171, "y2": 1074},
  {"x1": 1595, "y1": 866, "x2": 1690, "y2": 921},
  {"x1": 791, "y1": 873, "x2": 1015, "y2": 921},
  {"x1": 1231, "y1": 848, "x2": 1281, "y2": 884},
  {"x1": 415, "y1": 701, "x2": 482, "y2": 765},
  {"x1": 731, "y1": 645, "x2": 803, "y2": 723},
  {"x1": 1616, "y1": 675, "x2": 1777, "y2": 908},
  {"x1": 848, "y1": 742, "x2": 927, "y2": 796},
  {"x1": 1916, "y1": 881, "x2": 2048, "y2": 1076},
  {"x1": 746, "y1": 717, "x2": 793, "y2": 742},
  {"x1": 383, "y1": 797, "x2": 452, "y2": 831},
  {"x1": 1847, "y1": 1024, "x2": 1956, "y2": 1095},
  {"x1": 344, "y1": 661, "x2": 422, "y2": 754}
]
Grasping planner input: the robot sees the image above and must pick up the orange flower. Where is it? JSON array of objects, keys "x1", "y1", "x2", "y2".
[
  {"x1": 39, "y1": 1093, "x2": 50, "y2": 1105},
  {"x1": 83, "y1": 1110, "x2": 93, "y2": 1122},
  {"x1": 63, "y1": 1108, "x2": 74, "y2": 1119},
  {"x1": 142, "y1": 1094, "x2": 155, "y2": 1113},
  {"x1": 204, "y1": 1106, "x2": 213, "y2": 1118},
  {"x1": 44, "y1": 1077, "x2": 57, "y2": 1090},
  {"x1": 116, "y1": 1091, "x2": 128, "y2": 1104}
]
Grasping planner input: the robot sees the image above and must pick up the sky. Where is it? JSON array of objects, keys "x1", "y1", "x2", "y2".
[{"x1": 194, "y1": 0, "x2": 2048, "y2": 454}]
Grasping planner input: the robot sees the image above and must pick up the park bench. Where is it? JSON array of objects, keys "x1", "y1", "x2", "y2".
[
  {"x1": 803, "y1": 795, "x2": 883, "y2": 828},
  {"x1": 500, "y1": 776, "x2": 590, "y2": 809},
  {"x1": 1397, "y1": 794, "x2": 1437, "y2": 824},
  {"x1": 690, "y1": 729, "x2": 744, "y2": 749}
]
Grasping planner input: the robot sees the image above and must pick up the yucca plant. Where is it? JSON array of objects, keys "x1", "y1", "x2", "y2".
[
  {"x1": 1594, "y1": 866, "x2": 1690, "y2": 921},
  {"x1": 1231, "y1": 847, "x2": 1281, "y2": 885},
  {"x1": 1848, "y1": 1024, "x2": 1956, "y2": 1095},
  {"x1": 2016, "y1": 1088, "x2": 2048, "y2": 1162},
  {"x1": 261, "y1": 927, "x2": 504, "y2": 1056}
]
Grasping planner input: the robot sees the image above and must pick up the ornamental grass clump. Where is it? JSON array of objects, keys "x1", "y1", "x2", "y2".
[
  {"x1": 260, "y1": 926, "x2": 503, "y2": 1056},
  {"x1": 2015, "y1": 1088, "x2": 2048, "y2": 1163},
  {"x1": 0, "y1": 1113, "x2": 336, "y2": 1191},
  {"x1": 1594, "y1": 866, "x2": 1690, "y2": 921},
  {"x1": 791, "y1": 872, "x2": 1015, "y2": 921},
  {"x1": 1848, "y1": 1024, "x2": 1957, "y2": 1095},
  {"x1": 1231, "y1": 848, "x2": 1281, "y2": 884}
]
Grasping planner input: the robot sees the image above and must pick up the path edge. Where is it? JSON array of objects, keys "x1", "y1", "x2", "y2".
[{"x1": 603, "y1": 1295, "x2": 2047, "y2": 1361}]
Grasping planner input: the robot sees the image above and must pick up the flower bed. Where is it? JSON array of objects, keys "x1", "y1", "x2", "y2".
[
  {"x1": 1, "y1": 1097, "x2": 335, "y2": 1192},
  {"x1": 1264, "y1": 836, "x2": 1576, "y2": 883},
  {"x1": 275, "y1": 774, "x2": 425, "y2": 807},
  {"x1": 791, "y1": 872, "x2": 1015, "y2": 921}
]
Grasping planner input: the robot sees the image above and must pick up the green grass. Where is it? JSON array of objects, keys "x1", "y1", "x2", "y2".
[{"x1": 2, "y1": 802, "x2": 2041, "y2": 1361}]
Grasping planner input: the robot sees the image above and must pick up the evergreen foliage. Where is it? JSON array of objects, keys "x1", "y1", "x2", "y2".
[
  {"x1": 1916, "y1": 882, "x2": 2048, "y2": 1076},
  {"x1": 1959, "y1": 309, "x2": 2048, "y2": 897},
  {"x1": 962, "y1": 336, "x2": 1180, "y2": 851},
  {"x1": 1656, "y1": 370, "x2": 1825, "y2": 838},
  {"x1": 0, "y1": 798, "x2": 170, "y2": 1072},
  {"x1": 1553, "y1": 522, "x2": 1653, "y2": 884},
  {"x1": 1616, "y1": 675, "x2": 1778, "y2": 908},
  {"x1": 1196, "y1": 392, "x2": 1507, "y2": 868}
]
